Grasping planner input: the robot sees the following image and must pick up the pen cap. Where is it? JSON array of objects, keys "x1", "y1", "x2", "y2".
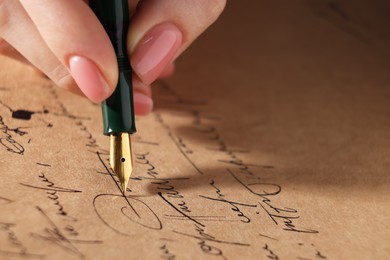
[{"x1": 90, "y1": 0, "x2": 136, "y2": 135}]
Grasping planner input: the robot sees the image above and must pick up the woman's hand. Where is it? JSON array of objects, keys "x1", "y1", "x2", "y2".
[{"x1": 0, "y1": 0, "x2": 226, "y2": 115}]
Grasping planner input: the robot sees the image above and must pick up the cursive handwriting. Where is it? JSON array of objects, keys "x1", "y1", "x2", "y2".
[
  {"x1": 74, "y1": 120, "x2": 108, "y2": 155},
  {"x1": 93, "y1": 152, "x2": 162, "y2": 235},
  {"x1": 0, "y1": 222, "x2": 45, "y2": 259},
  {"x1": 159, "y1": 192, "x2": 203, "y2": 227},
  {"x1": 174, "y1": 223, "x2": 250, "y2": 260},
  {"x1": 229, "y1": 169, "x2": 318, "y2": 234},
  {"x1": 21, "y1": 170, "x2": 81, "y2": 222},
  {"x1": 0, "y1": 115, "x2": 25, "y2": 155},
  {"x1": 263, "y1": 243, "x2": 280, "y2": 260},
  {"x1": 136, "y1": 151, "x2": 192, "y2": 213},
  {"x1": 160, "y1": 244, "x2": 176, "y2": 260},
  {"x1": 0, "y1": 196, "x2": 12, "y2": 205},
  {"x1": 93, "y1": 193, "x2": 163, "y2": 234},
  {"x1": 200, "y1": 180, "x2": 256, "y2": 223},
  {"x1": 31, "y1": 206, "x2": 102, "y2": 259},
  {"x1": 154, "y1": 112, "x2": 204, "y2": 174}
]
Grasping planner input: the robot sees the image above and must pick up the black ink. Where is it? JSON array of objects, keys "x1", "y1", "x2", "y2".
[
  {"x1": 93, "y1": 194, "x2": 162, "y2": 234},
  {"x1": 177, "y1": 137, "x2": 193, "y2": 154},
  {"x1": 20, "y1": 183, "x2": 82, "y2": 193},
  {"x1": 200, "y1": 195, "x2": 255, "y2": 223},
  {"x1": 164, "y1": 215, "x2": 234, "y2": 222},
  {"x1": 154, "y1": 113, "x2": 204, "y2": 174},
  {"x1": 0, "y1": 196, "x2": 13, "y2": 205},
  {"x1": 160, "y1": 244, "x2": 176, "y2": 260},
  {"x1": 229, "y1": 169, "x2": 281, "y2": 197},
  {"x1": 133, "y1": 136, "x2": 159, "y2": 146},
  {"x1": 177, "y1": 201, "x2": 191, "y2": 213},
  {"x1": 65, "y1": 225, "x2": 79, "y2": 236},
  {"x1": 168, "y1": 132, "x2": 203, "y2": 174},
  {"x1": 43, "y1": 88, "x2": 89, "y2": 121},
  {"x1": 96, "y1": 152, "x2": 139, "y2": 215},
  {"x1": 31, "y1": 206, "x2": 102, "y2": 259},
  {"x1": 93, "y1": 152, "x2": 162, "y2": 234},
  {"x1": 0, "y1": 115, "x2": 25, "y2": 155},
  {"x1": 210, "y1": 180, "x2": 224, "y2": 197},
  {"x1": 0, "y1": 222, "x2": 31, "y2": 257},
  {"x1": 174, "y1": 223, "x2": 249, "y2": 259},
  {"x1": 200, "y1": 180, "x2": 256, "y2": 223},
  {"x1": 151, "y1": 178, "x2": 188, "y2": 199},
  {"x1": 135, "y1": 152, "x2": 159, "y2": 178},
  {"x1": 316, "y1": 250, "x2": 327, "y2": 259},
  {"x1": 0, "y1": 100, "x2": 52, "y2": 126},
  {"x1": 36, "y1": 162, "x2": 51, "y2": 167},
  {"x1": 259, "y1": 233, "x2": 278, "y2": 241},
  {"x1": 155, "y1": 81, "x2": 207, "y2": 107},
  {"x1": 0, "y1": 99, "x2": 54, "y2": 154},
  {"x1": 219, "y1": 159, "x2": 274, "y2": 170},
  {"x1": 20, "y1": 171, "x2": 81, "y2": 222},
  {"x1": 0, "y1": 250, "x2": 44, "y2": 259},
  {"x1": 263, "y1": 244, "x2": 279, "y2": 260},
  {"x1": 0, "y1": 220, "x2": 43, "y2": 258},
  {"x1": 43, "y1": 87, "x2": 108, "y2": 155},
  {"x1": 159, "y1": 192, "x2": 203, "y2": 227},
  {"x1": 189, "y1": 111, "x2": 270, "y2": 176},
  {"x1": 135, "y1": 152, "x2": 193, "y2": 214},
  {"x1": 74, "y1": 120, "x2": 107, "y2": 154},
  {"x1": 12, "y1": 110, "x2": 37, "y2": 120},
  {"x1": 229, "y1": 169, "x2": 318, "y2": 234}
]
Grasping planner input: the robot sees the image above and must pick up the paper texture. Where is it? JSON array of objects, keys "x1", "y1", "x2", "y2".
[{"x1": 1, "y1": 1, "x2": 389, "y2": 259}]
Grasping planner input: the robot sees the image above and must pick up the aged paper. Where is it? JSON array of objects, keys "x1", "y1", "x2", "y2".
[{"x1": 1, "y1": 1, "x2": 389, "y2": 259}]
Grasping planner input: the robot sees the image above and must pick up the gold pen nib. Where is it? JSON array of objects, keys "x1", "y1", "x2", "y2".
[{"x1": 110, "y1": 133, "x2": 133, "y2": 193}]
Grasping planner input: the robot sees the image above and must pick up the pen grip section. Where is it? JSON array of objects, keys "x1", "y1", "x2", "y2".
[
  {"x1": 90, "y1": 0, "x2": 136, "y2": 135},
  {"x1": 102, "y1": 70, "x2": 136, "y2": 135}
]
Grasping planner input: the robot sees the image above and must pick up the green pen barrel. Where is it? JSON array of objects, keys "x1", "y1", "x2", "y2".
[{"x1": 89, "y1": 0, "x2": 136, "y2": 135}]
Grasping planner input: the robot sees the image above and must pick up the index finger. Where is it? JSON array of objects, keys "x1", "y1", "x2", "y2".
[{"x1": 19, "y1": 0, "x2": 118, "y2": 102}]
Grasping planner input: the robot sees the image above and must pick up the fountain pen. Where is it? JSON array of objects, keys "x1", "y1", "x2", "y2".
[{"x1": 89, "y1": 0, "x2": 136, "y2": 192}]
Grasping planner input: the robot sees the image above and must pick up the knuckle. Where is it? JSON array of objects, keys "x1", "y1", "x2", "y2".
[
  {"x1": 0, "y1": 38, "x2": 10, "y2": 55},
  {"x1": 0, "y1": 38, "x2": 20, "y2": 59},
  {"x1": 204, "y1": 0, "x2": 226, "y2": 22},
  {"x1": 188, "y1": 0, "x2": 226, "y2": 29},
  {"x1": 0, "y1": 0, "x2": 10, "y2": 32},
  {"x1": 47, "y1": 63, "x2": 75, "y2": 90}
]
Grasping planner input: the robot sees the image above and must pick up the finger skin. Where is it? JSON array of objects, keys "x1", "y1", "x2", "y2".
[
  {"x1": 158, "y1": 63, "x2": 175, "y2": 79},
  {"x1": 2, "y1": 0, "x2": 225, "y2": 115},
  {"x1": 127, "y1": 0, "x2": 225, "y2": 85},
  {"x1": 19, "y1": 0, "x2": 118, "y2": 98},
  {"x1": 128, "y1": 0, "x2": 226, "y2": 56},
  {"x1": 0, "y1": 0, "x2": 83, "y2": 95},
  {"x1": 0, "y1": 38, "x2": 27, "y2": 63}
]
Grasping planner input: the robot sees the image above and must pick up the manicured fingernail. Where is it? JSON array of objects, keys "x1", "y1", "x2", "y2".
[
  {"x1": 69, "y1": 56, "x2": 110, "y2": 103},
  {"x1": 134, "y1": 92, "x2": 153, "y2": 116},
  {"x1": 131, "y1": 23, "x2": 182, "y2": 85}
]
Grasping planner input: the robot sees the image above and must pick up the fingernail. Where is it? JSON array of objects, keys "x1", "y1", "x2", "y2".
[
  {"x1": 131, "y1": 23, "x2": 182, "y2": 85},
  {"x1": 69, "y1": 56, "x2": 110, "y2": 103},
  {"x1": 134, "y1": 92, "x2": 153, "y2": 116}
]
